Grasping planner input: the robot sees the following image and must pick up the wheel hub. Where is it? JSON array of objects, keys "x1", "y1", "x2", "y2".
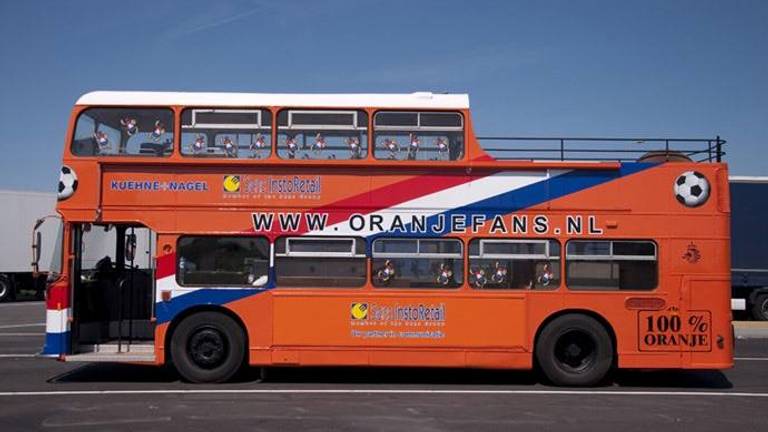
[{"x1": 188, "y1": 327, "x2": 227, "y2": 369}]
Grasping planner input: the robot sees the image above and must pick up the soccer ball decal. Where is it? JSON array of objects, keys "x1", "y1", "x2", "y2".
[
  {"x1": 674, "y1": 171, "x2": 709, "y2": 207},
  {"x1": 58, "y1": 166, "x2": 78, "y2": 200}
]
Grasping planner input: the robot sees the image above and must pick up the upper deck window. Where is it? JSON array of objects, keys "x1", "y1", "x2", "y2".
[
  {"x1": 72, "y1": 108, "x2": 174, "y2": 157},
  {"x1": 277, "y1": 110, "x2": 368, "y2": 160},
  {"x1": 373, "y1": 111, "x2": 464, "y2": 161},
  {"x1": 181, "y1": 109, "x2": 272, "y2": 159}
]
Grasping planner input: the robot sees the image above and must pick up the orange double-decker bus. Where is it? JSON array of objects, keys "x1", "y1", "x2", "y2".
[{"x1": 37, "y1": 91, "x2": 733, "y2": 385}]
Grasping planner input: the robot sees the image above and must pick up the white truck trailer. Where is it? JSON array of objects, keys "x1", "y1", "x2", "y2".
[{"x1": 0, "y1": 190, "x2": 61, "y2": 302}]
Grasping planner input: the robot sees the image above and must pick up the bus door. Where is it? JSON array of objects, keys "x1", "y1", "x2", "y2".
[{"x1": 70, "y1": 223, "x2": 156, "y2": 357}]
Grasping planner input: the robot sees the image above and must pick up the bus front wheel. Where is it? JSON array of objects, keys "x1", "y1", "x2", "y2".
[
  {"x1": 171, "y1": 312, "x2": 246, "y2": 383},
  {"x1": 535, "y1": 314, "x2": 613, "y2": 386}
]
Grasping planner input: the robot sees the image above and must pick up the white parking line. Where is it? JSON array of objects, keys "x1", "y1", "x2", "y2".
[
  {"x1": 0, "y1": 333, "x2": 44, "y2": 337},
  {"x1": 0, "y1": 302, "x2": 44, "y2": 307},
  {"x1": 735, "y1": 357, "x2": 768, "y2": 361},
  {"x1": 0, "y1": 323, "x2": 45, "y2": 329},
  {"x1": 0, "y1": 354, "x2": 36, "y2": 358},
  {"x1": 0, "y1": 389, "x2": 766, "y2": 398}
]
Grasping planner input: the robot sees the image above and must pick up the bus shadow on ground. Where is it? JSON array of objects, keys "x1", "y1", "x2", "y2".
[{"x1": 49, "y1": 363, "x2": 732, "y2": 389}]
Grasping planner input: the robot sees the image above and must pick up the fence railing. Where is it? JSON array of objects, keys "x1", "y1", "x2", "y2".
[{"x1": 476, "y1": 136, "x2": 726, "y2": 163}]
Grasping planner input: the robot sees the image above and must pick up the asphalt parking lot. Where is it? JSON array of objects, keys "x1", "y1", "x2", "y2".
[{"x1": 0, "y1": 301, "x2": 766, "y2": 431}]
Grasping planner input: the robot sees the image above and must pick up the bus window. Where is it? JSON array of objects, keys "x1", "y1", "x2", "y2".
[
  {"x1": 373, "y1": 111, "x2": 464, "y2": 161},
  {"x1": 177, "y1": 236, "x2": 269, "y2": 287},
  {"x1": 181, "y1": 109, "x2": 272, "y2": 159},
  {"x1": 372, "y1": 238, "x2": 463, "y2": 289},
  {"x1": 566, "y1": 240, "x2": 657, "y2": 291},
  {"x1": 275, "y1": 237, "x2": 366, "y2": 287},
  {"x1": 72, "y1": 108, "x2": 174, "y2": 157},
  {"x1": 276, "y1": 110, "x2": 368, "y2": 160},
  {"x1": 468, "y1": 239, "x2": 560, "y2": 290}
]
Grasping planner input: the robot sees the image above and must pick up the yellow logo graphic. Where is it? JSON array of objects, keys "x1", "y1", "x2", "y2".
[
  {"x1": 223, "y1": 175, "x2": 241, "y2": 193},
  {"x1": 350, "y1": 303, "x2": 368, "y2": 320}
]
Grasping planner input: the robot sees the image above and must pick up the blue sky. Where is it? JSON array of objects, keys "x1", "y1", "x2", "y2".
[{"x1": 1, "y1": 0, "x2": 766, "y2": 192}]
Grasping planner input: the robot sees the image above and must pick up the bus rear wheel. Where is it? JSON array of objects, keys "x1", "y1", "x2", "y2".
[
  {"x1": 751, "y1": 294, "x2": 768, "y2": 321},
  {"x1": 171, "y1": 312, "x2": 246, "y2": 383},
  {"x1": 535, "y1": 314, "x2": 613, "y2": 386}
]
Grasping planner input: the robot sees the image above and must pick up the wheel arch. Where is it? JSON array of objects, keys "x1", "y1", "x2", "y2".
[
  {"x1": 532, "y1": 309, "x2": 618, "y2": 367},
  {"x1": 164, "y1": 304, "x2": 249, "y2": 364}
]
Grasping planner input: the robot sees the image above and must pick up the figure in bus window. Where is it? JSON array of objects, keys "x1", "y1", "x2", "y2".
[
  {"x1": 150, "y1": 120, "x2": 166, "y2": 143},
  {"x1": 223, "y1": 136, "x2": 237, "y2": 157},
  {"x1": 536, "y1": 262, "x2": 554, "y2": 287},
  {"x1": 376, "y1": 259, "x2": 397, "y2": 285},
  {"x1": 470, "y1": 266, "x2": 487, "y2": 288},
  {"x1": 285, "y1": 135, "x2": 298, "y2": 159},
  {"x1": 120, "y1": 118, "x2": 139, "y2": 136},
  {"x1": 382, "y1": 138, "x2": 400, "y2": 159},
  {"x1": 491, "y1": 261, "x2": 508, "y2": 285},
  {"x1": 407, "y1": 133, "x2": 420, "y2": 160},
  {"x1": 250, "y1": 133, "x2": 266, "y2": 159},
  {"x1": 192, "y1": 134, "x2": 206, "y2": 155},
  {"x1": 436, "y1": 262, "x2": 454, "y2": 286},
  {"x1": 435, "y1": 137, "x2": 449, "y2": 160},
  {"x1": 347, "y1": 136, "x2": 362, "y2": 159},
  {"x1": 312, "y1": 133, "x2": 327, "y2": 156},
  {"x1": 94, "y1": 131, "x2": 111, "y2": 154}
]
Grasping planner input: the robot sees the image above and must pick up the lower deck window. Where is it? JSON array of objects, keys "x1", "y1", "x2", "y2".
[
  {"x1": 468, "y1": 239, "x2": 560, "y2": 289},
  {"x1": 275, "y1": 237, "x2": 366, "y2": 287},
  {"x1": 177, "y1": 236, "x2": 269, "y2": 287},
  {"x1": 566, "y1": 240, "x2": 657, "y2": 291},
  {"x1": 372, "y1": 238, "x2": 463, "y2": 288}
]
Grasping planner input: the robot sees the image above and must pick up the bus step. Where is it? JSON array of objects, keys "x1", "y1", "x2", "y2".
[{"x1": 65, "y1": 351, "x2": 156, "y2": 363}]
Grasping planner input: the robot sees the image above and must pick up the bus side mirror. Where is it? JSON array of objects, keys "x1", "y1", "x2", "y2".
[
  {"x1": 32, "y1": 231, "x2": 42, "y2": 274},
  {"x1": 126, "y1": 233, "x2": 137, "y2": 262}
]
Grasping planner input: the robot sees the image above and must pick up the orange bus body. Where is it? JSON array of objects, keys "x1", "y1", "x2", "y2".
[{"x1": 43, "y1": 92, "x2": 733, "y2": 381}]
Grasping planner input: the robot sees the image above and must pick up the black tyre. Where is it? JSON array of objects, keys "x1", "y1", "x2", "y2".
[
  {"x1": 0, "y1": 275, "x2": 14, "y2": 303},
  {"x1": 170, "y1": 312, "x2": 246, "y2": 383},
  {"x1": 751, "y1": 294, "x2": 768, "y2": 321},
  {"x1": 535, "y1": 314, "x2": 613, "y2": 386}
]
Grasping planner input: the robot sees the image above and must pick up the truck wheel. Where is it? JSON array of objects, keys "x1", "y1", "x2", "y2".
[
  {"x1": 171, "y1": 312, "x2": 246, "y2": 383},
  {"x1": 535, "y1": 314, "x2": 614, "y2": 386},
  {"x1": 0, "y1": 275, "x2": 14, "y2": 303},
  {"x1": 751, "y1": 294, "x2": 768, "y2": 321}
]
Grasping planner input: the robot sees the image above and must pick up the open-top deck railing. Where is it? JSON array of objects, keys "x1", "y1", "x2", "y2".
[{"x1": 477, "y1": 136, "x2": 726, "y2": 163}]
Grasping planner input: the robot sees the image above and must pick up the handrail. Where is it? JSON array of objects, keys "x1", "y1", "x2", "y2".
[{"x1": 476, "y1": 136, "x2": 726, "y2": 163}]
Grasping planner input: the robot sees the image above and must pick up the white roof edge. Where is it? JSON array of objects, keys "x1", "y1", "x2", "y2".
[
  {"x1": 729, "y1": 176, "x2": 768, "y2": 183},
  {"x1": 75, "y1": 91, "x2": 470, "y2": 109}
]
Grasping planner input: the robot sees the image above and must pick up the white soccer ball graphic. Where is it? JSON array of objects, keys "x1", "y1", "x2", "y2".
[
  {"x1": 58, "y1": 166, "x2": 78, "y2": 200},
  {"x1": 674, "y1": 171, "x2": 709, "y2": 207}
]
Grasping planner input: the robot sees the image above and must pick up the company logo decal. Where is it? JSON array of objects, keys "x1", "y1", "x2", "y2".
[
  {"x1": 221, "y1": 175, "x2": 322, "y2": 200},
  {"x1": 350, "y1": 303, "x2": 368, "y2": 320},
  {"x1": 349, "y1": 302, "x2": 446, "y2": 340},
  {"x1": 223, "y1": 175, "x2": 241, "y2": 193}
]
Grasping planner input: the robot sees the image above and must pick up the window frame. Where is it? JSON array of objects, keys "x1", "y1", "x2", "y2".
[
  {"x1": 279, "y1": 237, "x2": 365, "y2": 258},
  {"x1": 283, "y1": 110, "x2": 365, "y2": 131},
  {"x1": 472, "y1": 239, "x2": 556, "y2": 260},
  {"x1": 187, "y1": 109, "x2": 265, "y2": 130},
  {"x1": 373, "y1": 111, "x2": 464, "y2": 132},
  {"x1": 566, "y1": 240, "x2": 657, "y2": 262},
  {"x1": 180, "y1": 107, "x2": 273, "y2": 158},
  {"x1": 175, "y1": 235, "x2": 271, "y2": 288},
  {"x1": 372, "y1": 238, "x2": 463, "y2": 259},
  {"x1": 565, "y1": 239, "x2": 659, "y2": 291},
  {"x1": 70, "y1": 106, "x2": 176, "y2": 158}
]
